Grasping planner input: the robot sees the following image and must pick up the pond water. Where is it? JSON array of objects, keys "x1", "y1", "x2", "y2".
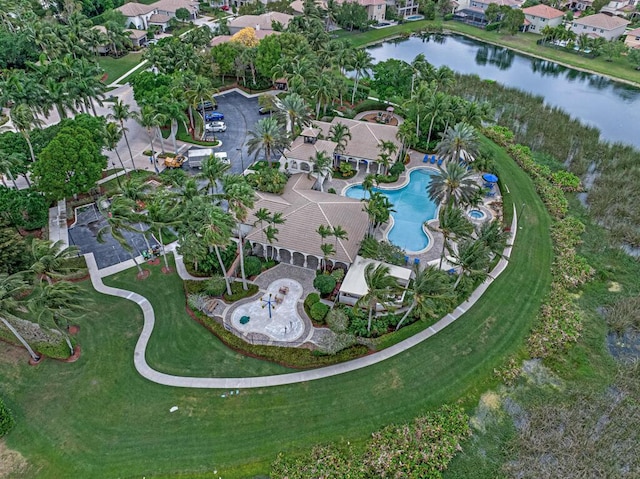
[{"x1": 367, "y1": 35, "x2": 640, "y2": 148}]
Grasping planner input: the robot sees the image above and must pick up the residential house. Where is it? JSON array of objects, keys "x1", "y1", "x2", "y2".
[
  {"x1": 625, "y1": 27, "x2": 640, "y2": 49},
  {"x1": 227, "y1": 12, "x2": 293, "y2": 33},
  {"x1": 522, "y1": 4, "x2": 564, "y2": 33},
  {"x1": 333, "y1": 0, "x2": 387, "y2": 22},
  {"x1": 290, "y1": 0, "x2": 328, "y2": 15},
  {"x1": 281, "y1": 127, "x2": 338, "y2": 177},
  {"x1": 153, "y1": 0, "x2": 200, "y2": 20},
  {"x1": 569, "y1": 13, "x2": 631, "y2": 41},
  {"x1": 126, "y1": 28, "x2": 148, "y2": 48},
  {"x1": 90, "y1": 26, "x2": 110, "y2": 54},
  {"x1": 386, "y1": 0, "x2": 419, "y2": 18},
  {"x1": 564, "y1": 0, "x2": 593, "y2": 11},
  {"x1": 454, "y1": 0, "x2": 522, "y2": 27},
  {"x1": 116, "y1": 2, "x2": 156, "y2": 30},
  {"x1": 244, "y1": 175, "x2": 370, "y2": 270},
  {"x1": 338, "y1": 255, "x2": 412, "y2": 308},
  {"x1": 148, "y1": 13, "x2": 171, "y2": 31},
  {"x1": 601, "y1": 0, "x2": 640, "y2": 17}
]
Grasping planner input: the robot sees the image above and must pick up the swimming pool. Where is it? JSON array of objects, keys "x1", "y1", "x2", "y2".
[
  {"x1": 468, "y1": 209, "x2": 486, "y2": 220},
  {"x1": 405, "y1": 14, "x2": 424, "y2": 21},
  {"x1": 345, "y1": 168, "x2": 437, "y2": 252}
]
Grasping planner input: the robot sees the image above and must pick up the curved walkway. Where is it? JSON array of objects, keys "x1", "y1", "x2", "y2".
[{"x1": 86, "y1": 208, "x2": 518, "y2": 389}]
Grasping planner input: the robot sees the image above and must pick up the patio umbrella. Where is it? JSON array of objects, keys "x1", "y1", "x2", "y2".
[
  {"x1": 386, "y1": 106, "x2": 394, "y2": 112},
  {"x1": 482, "y1": 173, "x2": 499, "y2": 183}
]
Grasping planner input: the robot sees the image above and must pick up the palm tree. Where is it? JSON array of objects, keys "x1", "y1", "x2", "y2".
[
  {"x1": 320, "y1": 242, "x2": 336, "y2": 271},
  {"x1": 135, "y1": 105, "x2": 164, "y2": 173},
  {"x1": 199, "y1": 153, "x2": 230, "y2": 195},
  {"x1": 317, "y1": 224, "x2": 332, "y2": 243},
  {"x1": 28, "y1": 238, "x2": 81, "y2": 284},
  {"x1": 200, "y1": 205, "x2": 236, "y2": 296},
  {"x1": 274, "y1": 93, "x2": 311, "y2": 137},
  {"x1": 311, "y1": 151, "x2": 332, "y2": 192},
  {"x1": 363, "y1": 192, "x2": 396, "y2": 236},
  {"x1": 349, "y1": 49, "x2": 373, "y2": 104},
  {"x1": 450, "y1": 238, "x2": 491, "y2": 289},
  {"x1": 404, "y1": 81, "x2": 432, "y2": 139},
  {"x1": 332, "y1": 225, "x2": 348, "y2": 248},
  {"x1": 429, "y1": 205, "x2": 474, "y2": 268},
  {"x1": 396, "y1": 119, "x2": 418, "y2": 157},
  {"x1": 425, "y1": 91, "x2": 451, "y2": 148},
  {"x1": 97, "y1": 196, "x2": 146, "y2": 276},
  {"x1": 264, "y1": 224, "x2": 279, "y2": 261},
  {"x1": 329, "y1": 122, "x2": 352, "y2": 159},
  {"x1": 146, "y1": 191, "x2": 180, "y2": 272},
  {"x1": 355, "y1": 263, "x2": 401, "y2": 333},
  {"x1": 222, "y1": 177, "x2": 255, "y2": 290},
  {"x1": 0, "y1": 150, "x2": 20, "y2": 189},
  {"x1": 9, "y1": 104, "x2": 42, "y2": 163},
  {"x1": 109, "y1": 98, "x2": 137, "y2": 171},
  {"x1": 246, "y1": 116, "x2": 289, "y2": 164},
  {"x1": 28, "y1": 281, "x2": 86, "y2": 356},
  {"x1": 253, "y1": 207, "x2": 271, "y2": 243},
  {"x1": 0, "y1": 273, "x2": 40, "y2": 362},
  {"x1": 103, "y1": 122, "x2": 130, "y2": 178},
  {"x1": 436, "y1": 122, "x2": 480, "y2": 165},
  {"x1": 476, "y1": 220, "x2": 509, "y2": 259},
  {"x1": 311, "y1": 75, "x2": 337, "y2": 118},
  {"x1": 395, "y1": 265, "x2": 454, "y2": 331},
  {"x1": 362, "y1": 174, "x2": 375, "y2": 200},
  {"x1": 427, "y1": 162, "x2": 479, "y2": 209},
  {"x1": 159, "y1": 99, "x2": 188, "y2": 154}
]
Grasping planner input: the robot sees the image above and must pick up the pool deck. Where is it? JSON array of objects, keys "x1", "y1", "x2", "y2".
[{"x1": 325, "y1": 150, "x2": 502, "y2": 268}]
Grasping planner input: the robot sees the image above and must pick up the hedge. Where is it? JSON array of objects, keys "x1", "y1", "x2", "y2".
[
  {"x1": 243, "y1": 256, "x2": 262, "y2": 277},
  {"x1": 223, "y1": 281, "x2": 259, "y2": 302},
  {"x1": 0, "y1": 397, "x2": 15, "y2": 437}
]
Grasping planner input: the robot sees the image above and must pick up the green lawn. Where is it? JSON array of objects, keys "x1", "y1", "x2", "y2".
[
  {"x1": 341, "y1": 21, "x2": 640, "y2": 87},
  {"x1": 97, "y1": 52, "x2": 144, "y2": 84},
  {"x1": 0, "y1": 141, "x2": 552, "y2": 478}
]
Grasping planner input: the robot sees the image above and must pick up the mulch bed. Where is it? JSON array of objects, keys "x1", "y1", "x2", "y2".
[{"x1": 136, "y1": 270, "x2": 151, "y2": 280}]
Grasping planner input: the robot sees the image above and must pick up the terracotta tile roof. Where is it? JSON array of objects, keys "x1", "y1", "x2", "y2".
[
  {"x1": 322, "y1": 118, "x2": 402, "y2": 162},
  {"x1": 153, "y1": 0, "x2": 199, "y2": 13},
  {"x1": 229, "y1": 12, "x2": 294, "y2": 31},
  {"x1": 627, "y1": 27, "x2": 640, "y2": 36},
  {"x1": 117, "y1": 2, "x2": 155, "y2": 16},
  {"x1": 149, "y1": 13, "x2": 171, "y2": 23},
  {"x1": 245, "y1": 174, "x2": 369, "y2": 264},
  {"x1": 523, "y1": 4, "x2": 564, "y2": 19},
  {"x1": 574, "y1": 13, "x2": 630, "y2": 30},
  {"x1": 126, "y1": 28, "x2": 148, "y2": 39}
]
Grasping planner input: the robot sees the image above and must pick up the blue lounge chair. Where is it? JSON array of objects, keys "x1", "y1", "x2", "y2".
[
  {"x1": 404, "y1": 255, "x2": 409, "y2": 265},
  {"x1": 437, "y1": 157, "x2": 444, "y2": 166},
  {"x1": 414, "y1": 258, "x2": 420, "y2": 266},
  {"x1": 423, "y1": 154, "x2": 429, "y2": 163}
]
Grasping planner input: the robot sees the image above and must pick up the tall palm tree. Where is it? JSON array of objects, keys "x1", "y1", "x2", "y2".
[
  {"x1": 317, "y1": 224, "x2": 332, "y2": 243},
  {"x1": 311, "y1": 75, "x2": 337, "y2": 118},
  {"x1": 246, "y1": 116, "x2": 289, "y2": 164},
  {"x1": 476, "y1": 220, "x2": 509, "y2": 259},
  {"x1": 103, "y1": 121, "x2": 130, "y2": 178},
  {"x1": 222, "y1": 177, "x2": 255, "y2": 290},
  {"x1": 450, "y1": 238, "x2": 491, "y2": 289},
  {"x1": 403, "y1": 81, "x2": 432, "y2": 138},
  {"x1": 200, "y1": 205, "x2": 236, "y2": 296},
  {"x1": 429, "y1": 205, "x2": 474, "y2": 268},
  {"x1": 311, "y1": 151, "x2": 332, "y2": 192},
  {"x1": 0, "y1": 273, "x2": 40, "y2": 362},
  {"x1": 427, "y1": 162, "x2": 479, "y2": 209},
  {"x1": 253, "y1": 207, "x2": 271, "y2": 243},
  {"x1": 9, "y1": 104, "x2": 42, "y2": 163},
  {"x1": 273, "y1": 93, "x2": 311, "y2": 137},
  {"x1": 97, "y1": 196, "x2": 146, "y2": 276},
  {"x1": 264, "y1": 224, "x2": 279, "y2": 261},
  {"x1": 355, "y1": 263, "x2": 401, "y2": 333},
  {"x1": 28, "y1": 280, "x2": 86, "y2": 356},
  {"x1": 349, "y1": 49, "x2": 373, "y2": 104},
  {"x1": 135, "y1": 105, "x2": 164, "y2": 173},
  {"x1": 160, "y1": 99, "x2": 188, "y2": 155},
  {"x1": 363, "y1": 192, "x2": 396, "y2": 236},
  {"x1": 436, "y1": 122, "x2": 480, "y2": 165},
  {"x1": 28, "y1": 238, "x2": 81, "y2": 284},
  {"x1": 199, "y1": 153, "x2": 230, "y2": 196},
  {"x1": 146, "y1": 191, "x2": 180, "y2": 272},
  {"x1": 395, "y1": 265, "x2": 454, "y2": 331},
  {"x1": 332, "y1": 225, "x2": 348, "y2": 248},
  {"x1": 108, "y1": 98, "x2": 137, "y2": 171},
  {"x1": 362, "y1": 174, "x2": 375, "y2": 200},
  {"x1": 425, "y1": 91, "x2": 451, "y2": 148},
  {"x1": 329, "y1": 122, "x2": 352, "y2": 158},
  {"x1": 0, "y1": 150, "x2": 20, "y2": 189},
  {"x1": 320, "y1": 242, "x2": 335, "y2": 272}
]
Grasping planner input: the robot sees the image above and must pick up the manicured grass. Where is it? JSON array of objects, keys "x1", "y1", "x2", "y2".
[
  {"x1": 341, "y1": 21, "x2": 640, "y2": 86},
  {"x1": 97, "y1": 52, "x2": 144, "y2": 84},
  {"x1": 0, "y1": 141, "x2": 552, "y2": 477}
]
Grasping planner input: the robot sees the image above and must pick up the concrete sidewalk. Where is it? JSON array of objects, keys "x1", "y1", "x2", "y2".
[{"x1": 84, "y1": 204, "x2": 518, "y2": 389}]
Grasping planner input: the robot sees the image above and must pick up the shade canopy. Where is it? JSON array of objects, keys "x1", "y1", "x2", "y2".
[
  {"x1": 386, "y1": 106, "x2": 395, "y2": 112},
  {"x1": 483, "y1": 173, "x2": 499, "y2": 183}
]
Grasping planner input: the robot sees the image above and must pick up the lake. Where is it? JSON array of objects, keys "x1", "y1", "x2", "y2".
[{"x1": 367, "y1": 35, "x2": 640, "y2": 148}]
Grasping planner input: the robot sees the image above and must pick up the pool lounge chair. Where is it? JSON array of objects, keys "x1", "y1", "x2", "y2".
[
  {"x1": 423, "y1": 154, "x2": 429, "y2": 163},
  {"x1": 437, "y1": 157, "x2": 444, "y2": 166},
  {"x1": 430, "y1": 155, "x2": 437, "y2": 164}
]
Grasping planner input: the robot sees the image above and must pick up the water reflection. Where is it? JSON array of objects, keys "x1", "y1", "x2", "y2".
[{"x1": 367, "y1": 34, "x2": 640, "y2": 147}]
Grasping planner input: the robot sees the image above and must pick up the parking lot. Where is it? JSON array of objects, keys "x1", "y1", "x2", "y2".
[{"x1": 185, "y1": 91, "x2": 266, "y2": 175}]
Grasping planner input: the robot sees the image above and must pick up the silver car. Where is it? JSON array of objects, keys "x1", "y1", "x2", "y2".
[{"x1": 205, "y1": 121, "x2": 226, "y2": 133}]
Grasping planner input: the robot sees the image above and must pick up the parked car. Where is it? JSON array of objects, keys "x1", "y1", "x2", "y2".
[
  {"x1": 205, "y1": 121, "x2": 226, "y2": 132},
  {"x1": 204, "y1": 111, "x2": 224, "y2": 121},
  {"x1": 196, "y1": 101, "x2": 216, "y2": 112},
  {"x1": 258, "y1": 106, "x2": 273, "y2": 115}
]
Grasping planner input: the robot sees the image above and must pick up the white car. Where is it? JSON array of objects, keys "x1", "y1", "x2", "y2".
[{"x1": 205, "y1": 121, "x2": 226, "y2": 133}]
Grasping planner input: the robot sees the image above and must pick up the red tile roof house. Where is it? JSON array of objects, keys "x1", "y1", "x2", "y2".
[
  {"x1": 116, "y1": 0, "x2": 199, "y2": 31},
  {"x1": 569, "y1": 13, "x2": 631, "y2": 41},
  {"x1": 624, "y1": 27, "x2": 640, "y2": 50},
  {"x1": 522, "y1": 4, "x2": 564, "y2": 34}
]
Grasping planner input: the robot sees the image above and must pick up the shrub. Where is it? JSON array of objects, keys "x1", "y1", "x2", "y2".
[
  {"x1": 243, "y1": 256, "x2": 262, "y2": 277},
  {"x1": 0, "y1": 397, "x2": 15, "y2": 437},
  {"x1": 223, "y1": 281, "x2": 259, "y2": 302},
  {"x1": 246, "y1": 168, "x2": 288, "y2": 194},
  {"x1": 327, "y1": 188, "x2": 337, "y2": 194},
  {"x1": 184, "y1": 279, "x2": 208, "y2": 295},
  {"x1": 304, "y1": 292, "x2": 320, "y2": 311},
  {"x1": 205, "y1": 275, "x2": 227, "y2": 297},
  {"x1": 0, "y1": 187, "x2": 48, "y2": 230},
  {"x1": 314, "y1": 274, "x2": 337, "y2": 296},
  {"x1": 310, "y1": 302, "x2": 330, "y2": 323},
  {"x1": 359, "y1": 237, "x2": 406, "y2": 265},
  {"x1": 331, "y1": 268, "x2": 345, "y2": 282},
  {"x1": 326, "y1": 308, "x2": 349, "y2": 333}
]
